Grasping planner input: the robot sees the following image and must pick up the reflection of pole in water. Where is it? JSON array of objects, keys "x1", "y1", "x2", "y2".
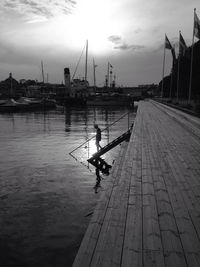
[
  {"x1": 94, "y1": 166, "x2": 101, "y2": 193},
  {"x1": 105, "y1": 109, "x2": 109, "y2": 145},
  {"x1": 83, "y1": 107, "x2": 90, "y2": 162},
  {"x1": 87, "y1": 140, "x2": 90, "y2": 167},
  {"x1": 65, "y1": 107, "x2": 71, "y2": 132},
  {"x1": 128, "y1": 112, "x2": 130, "y2": 130}
]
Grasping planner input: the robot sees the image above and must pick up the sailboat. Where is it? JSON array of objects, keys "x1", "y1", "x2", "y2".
[{"x1": 67, "y1": 40, "x2": 89, "y2": 103}]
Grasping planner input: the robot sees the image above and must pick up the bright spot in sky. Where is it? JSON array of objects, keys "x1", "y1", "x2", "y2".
[{"x1": 52, "y1": 0, "x2": 124, "y2": 54}]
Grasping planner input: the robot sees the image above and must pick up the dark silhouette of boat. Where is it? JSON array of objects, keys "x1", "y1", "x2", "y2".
[{"x1": 0, "y1": 97, "x2": 56, "y2": 112}]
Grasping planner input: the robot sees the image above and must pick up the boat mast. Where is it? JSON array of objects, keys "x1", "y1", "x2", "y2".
[
  {"x1": 93, "y1": 58, "x2": 97, "y2": 88},
  {"x1": 107, "y1": 62, "x2": 110, "y2": 89},
  {"x1": 113, "y1": 74, "x2": 116, "y2": 88},
  {"x1": 110, "y1": 68, "x2": 113, "y2": 88},
  {"x1": 85, "y1": 40, "x2": 88, "y2": 82},
  {"x1": 10, "y1": 73, "x2": 13, "y2": 97},
  {"x1": 41, "y1": 61, "x2": 45, "y2": 83}
]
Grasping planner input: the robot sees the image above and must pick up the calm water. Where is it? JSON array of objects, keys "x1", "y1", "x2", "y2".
[{"x1": 0, "y1": 106, "x2": 135, "y2": 267}]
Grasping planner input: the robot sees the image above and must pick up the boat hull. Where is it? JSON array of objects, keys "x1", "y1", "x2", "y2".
[
  {"x1": 86, "y1": 100, "x2": 133, "y2": 106},
  {"x1": 0, "y1": 98, "x2": 56, "y2": 113}
]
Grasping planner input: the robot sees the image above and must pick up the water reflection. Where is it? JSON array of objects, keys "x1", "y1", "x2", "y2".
[
  {"x1": 94, "y1": 167, "x2": 101, "y2": 194},
  {"x1": 93, "y1": 157, "x2": 112, "y2": 194},
  {"x1": 0, "y1": 106, "x2": 136, "y2": 267},
  {"x1": 68, "y1": 106, "x2": 135, "y2": 170},
  {"x1": 64, "y1": 107, "x2": 71, "y2": 132}
]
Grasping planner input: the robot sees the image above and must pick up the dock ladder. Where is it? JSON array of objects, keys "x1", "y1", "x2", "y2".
[
  {"x1": 69, "y1": 111, "x2": 134, "y2": 172},
  {"x1": 87, "y1": 127, "x2": 132, "y2": 172}
]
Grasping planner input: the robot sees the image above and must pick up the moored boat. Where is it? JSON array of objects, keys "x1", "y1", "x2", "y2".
[
  {"x1": 0, "y1": 97, "x2": 56, "y2": 112},
  {"x1": 86, "y1": 93, "x2": 134, "y2": 106}
]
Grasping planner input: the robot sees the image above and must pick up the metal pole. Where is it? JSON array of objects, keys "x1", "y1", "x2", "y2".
[
  {"x1": 88, "y1": 139, "x2": 90, "y2": 160},
  {"x1": 93, "y1": 58, "x2": 96, "y2": 88},
  {"x1": 176, "y1": 32, "x2": 181, "y2": 103},
  {"x1": 188, "y1": 8, "x2": 195, "y2": 103},
  {"x1": 41, "y1": 61, "x2": 45, "y2": 83},
  {"x1": 69, "y1": 111, "x2": 129, "y2": 155},
  {"x1": 161, "y1": 36, "x2": 166, "y2": 98},
  {"x1": 128, "y1": 112, "x2": 130, "y2": 130},
  {"x1": 85, "y1": 40, "x2": 88, "y2": 82},
  {"x1": 176, "y1": 54, "x2": 180, "y2": 103},
  {"x1": 110, "y1": 71, "x2": 112, "y2": 88},
  {"x1": 107, "y1": 62, "x2": 110, "y2": 90}
]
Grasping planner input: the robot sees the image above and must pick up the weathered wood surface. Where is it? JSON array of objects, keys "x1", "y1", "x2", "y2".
[{"x1": 73, "y1": 100, "x2": 200, "y2": 267}]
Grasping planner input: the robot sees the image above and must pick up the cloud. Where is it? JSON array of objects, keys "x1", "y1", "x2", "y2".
[
  {"x1": 108, "y1": 35, "x2": 145, "y2": 51},
  {"x1": 108, "y1": 35, "x2": 122, "y2": 44},
  {"x1": 0, "y1": 0, "x2": 77, "y2": 22},
  {"x1": 114, "y1": 44, "x2": 145, "y2": 51}
]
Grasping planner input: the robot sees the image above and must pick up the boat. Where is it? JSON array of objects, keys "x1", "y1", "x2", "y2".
[
  {"x1": 0, "y1": 97, "x2": 56, "y2": 112},
  {"x1": 64, "y1": 40, "x2": 88, "y2": 106},
  {"x1": 17, "y1": 97, "x2": 56, "y2": 109},
  {"x1": 86, "y1": 93, "x2": 134, "y2": 106},
  {"x1": 0, "y1": 99, "x2": 18, "y2": 112}
]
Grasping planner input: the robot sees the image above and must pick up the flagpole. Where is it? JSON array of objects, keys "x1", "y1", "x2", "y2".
[
  {"x1": 176, "y1": 32, "x2": 181, "y2": 103},
  {"x1": 161, "y1": 36, "x2": 166, "y2": 98},
  {"x1": 188, "y1": 8, "x2": 196, "y2": 103},
  {"x1": 170, "y1": 69, "x2": 173, "y2": 99},
  {"x1": 176, "y1": 54, "x2": 180, "y2": 103},
  {"x1": 169, "y1": 44, "x2": 175, "y2": 99}
]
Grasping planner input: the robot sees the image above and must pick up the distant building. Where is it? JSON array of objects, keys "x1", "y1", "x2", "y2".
[{"x1": 0, "y1": 73, "x2": 19, "y2": 98}]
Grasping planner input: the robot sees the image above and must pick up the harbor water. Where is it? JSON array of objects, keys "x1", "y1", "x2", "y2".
[{"x1": 0, "y1": 106, "x2": 135, "y2": 267}]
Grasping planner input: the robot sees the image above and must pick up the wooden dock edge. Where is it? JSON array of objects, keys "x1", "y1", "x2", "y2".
[
  {"x1": 72, "y1": 139, "x2": 131, "y2": 266},
  {"x1": 72, "y1": 100, "x2": 200, "y2": 266}
]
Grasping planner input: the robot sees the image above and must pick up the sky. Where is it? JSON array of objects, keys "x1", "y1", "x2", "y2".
[{"x1": 0, "y1": 0, "x2": 200, "y2": 87}]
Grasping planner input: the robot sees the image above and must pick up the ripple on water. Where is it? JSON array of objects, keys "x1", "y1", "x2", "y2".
[{"x1": 0, "y1": 107, "x2": 135, "y2": 266}]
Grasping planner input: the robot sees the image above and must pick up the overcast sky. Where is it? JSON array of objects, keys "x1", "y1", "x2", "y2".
[{"x1": 0, "y1": 0, "x2": 200, "y2": 86}]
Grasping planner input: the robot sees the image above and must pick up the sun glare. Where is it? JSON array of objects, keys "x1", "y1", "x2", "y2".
[{"x1": 59, "y1": 0, "x2": 121, "y2": 54}]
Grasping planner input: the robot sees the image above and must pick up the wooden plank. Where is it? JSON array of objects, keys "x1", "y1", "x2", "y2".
[
  {"x1": 121, "y1": 118, "x2": 143, "y2": 266},
  {"x1": 73, "y1": 101, "x2": 200, "y2": 267},
  {"x1": 89, "y1": 147, "x2": 134, "y2": 266},
  {"x1": 148, "y1": 101, "x2": 200, "y2": 267},
  {"x1": 73, "y1": 142, "x2": 129, "y2": 267},
  {"x1": 141, "y1": 116, "x2": 164, "y2": 254},
  {"x1": 146, "y1": 109, "x2": 188, "y2": 266}
]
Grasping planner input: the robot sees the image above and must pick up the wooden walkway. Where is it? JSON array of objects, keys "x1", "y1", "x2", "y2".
[{"x1": 73, "y1": 100, "x2": 200, "y2": 267}]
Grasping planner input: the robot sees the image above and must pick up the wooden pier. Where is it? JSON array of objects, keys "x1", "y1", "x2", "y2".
[{"x1": 73, "y1": 100, "x2": 200, "y2": 267}]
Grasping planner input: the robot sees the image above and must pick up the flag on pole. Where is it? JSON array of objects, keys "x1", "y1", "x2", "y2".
[
  {"x1": 171, "y1": 46, "x2": 176, "y2": 63},
  {"x1": 194, "y1": 10, "x2": 200, "y2": 39},
  {"x1": 179, "y1": 32, "x2": 187, "y2": 56},
  {"x1": 165, "y1": 35, "x2": 176, "y2": 61},
  {"x1": 165, "y1": 35, "x2": 172, "y2": 49},
  {"x1": 161, "y1": 35, "x2": 175, "y2": 98}
]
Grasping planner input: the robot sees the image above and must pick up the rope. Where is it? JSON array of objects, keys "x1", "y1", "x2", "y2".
[
  {"x1": 69, "y1": 111, "x2": 130, "y2": 155},
  {"x1": 72, "y1": 43, "x2": 86, "y2": 80}
]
